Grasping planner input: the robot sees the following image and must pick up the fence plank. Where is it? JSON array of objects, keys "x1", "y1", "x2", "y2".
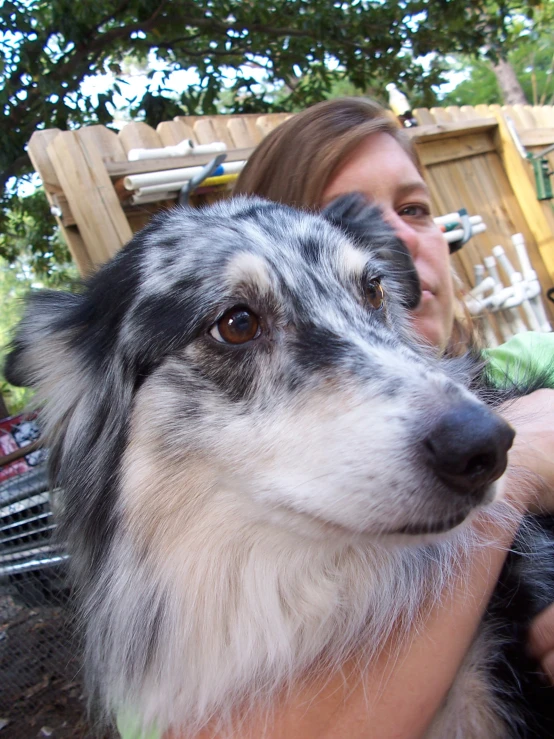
[
  {"x1": 157, "y1": 119, "x2": 196, "y2": 146},
  {"x1": 413, "y1": 108, "x2": 435, "y2": 125},
  {"x1": 227, "y1": 117, "x2": 261, "y2": 148},
  {"x1": 256, "y1": 113, "x2": 293, "y2": 138},
  {"x1": 460, "y1": 106, "x2": 484, "y2": 120},
  {"x1": 519, "y1": 128, "x2": 554, "y2": 147},
  {"x1": 407, "y1": 119, "x2": 497, "y2": 144},
  {"x1": 118, "y1": 122, "x2": 163, "y2": 155},
  {"x1": 417, "y1": 132, "x2": 495, "y2": 166},
  {"x1": 429, "y1": 107, "x2": 453, "y2": 123},
  {"x1": 47, "y1": 131, "x2": 132, "y2": 267},
  {"x1": 505, "y1": 104, "x2": 537, "y2": 129},
  {"x1": 77, "y1": 125, "x2": 127, "y2": 163},
  {"x1": 444, "y1": 106, "x2": 467, "y2": 121},
  {"x1": 193, "y1": 117, "x2": 235, "y2": 147},
  {"x1": 27, "y1": 130, "x2": 93, "y2": 275},
  {"x1": 534, "y1": 105, "x2": 554, "y2": 127}
]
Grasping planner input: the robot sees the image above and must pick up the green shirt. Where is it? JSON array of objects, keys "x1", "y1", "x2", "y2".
[
  {"x1": 483, "y1": 331, "x2": 554, "y2": 389},
  {"x1": 117, "y1": 331, "x2": 554, "y2": 739},
  {"x1": 117, "y1": 714, "x2": 160, "y2": 739}
]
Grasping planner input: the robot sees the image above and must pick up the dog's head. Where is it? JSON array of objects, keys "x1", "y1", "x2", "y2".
[{"x1": 5, "y1": 195, "x2": 513, "y2": 581}]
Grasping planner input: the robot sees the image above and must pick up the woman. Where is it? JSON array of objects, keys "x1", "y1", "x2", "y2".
[{"x1": 234, "y1": 97, "x2": 554, "y2": 737}]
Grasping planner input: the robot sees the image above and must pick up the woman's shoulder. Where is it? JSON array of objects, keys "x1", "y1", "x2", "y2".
[{"x1": 483, "y1": 331, "x2": 554, "y2": 388}]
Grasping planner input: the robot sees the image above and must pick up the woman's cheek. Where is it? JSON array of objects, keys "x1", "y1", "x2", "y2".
[{"x1": 409, "y1": 296, "x2": 454, "y2": 351}]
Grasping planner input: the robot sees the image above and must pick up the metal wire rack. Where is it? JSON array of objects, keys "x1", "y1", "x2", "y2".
[{"x1": 0, "y1": 417, "x2": 113, "y2": 738}]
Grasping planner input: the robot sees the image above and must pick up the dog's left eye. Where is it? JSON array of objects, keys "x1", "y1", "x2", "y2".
[
  {"x1": 209, "y1": 306, "x2": 261, "y2": 344},
  {"x1": 364, "y1": 279, "x2": 385, "y2": 310}
]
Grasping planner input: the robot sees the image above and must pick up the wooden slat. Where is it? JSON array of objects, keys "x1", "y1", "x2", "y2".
[
  {"x1": 460, "y1": 106, "x2": 483, "y2": 120},
  {"x1": 157, "y1": 119, "x2": 196, "y2": 146},
  {"x1": 47, "y1": 130, "x2": 133, "y2": 267},
  {"x1": 27, "y1": 129, "x2": 93, "y2": 275},
  {"x1": 49, "y1": 193, "x2": 75, "y2": 226},
  {"x1": 412, "y1": 108, "x2": 436, "y2": 125},
  {"x1": 429, "y1": 107, "x2": 453, "y2": 123},
  {"x1": 78, "y1": 125, "x2": 127, "y2": 163},
  {"x1": 227, "y1": 117, "x2": 261, "y2": 148},
  {"x1": 444, "y1": 106, "x2": 467, "y2": 121},
  {"x1": 503, "y1": 104, "x2": 537, "y2": 129},
  {"x1": 27, "y1": 129, "x2": 64, "y2": 194},
  {"x1": 256, "y1": 113, "x2": 293, "y2": 138},
  {"x1": 518, "y1": 128, "x2": 554, "y2": 147},
  {"x1": 193, "y1": 117, "x2": 235, "y2": 147},
  {"x1": 416, "y1": 132, "x2": 495, "y2": 166},
  {"x1": 531, "y1": 105, "x2": 554, "y2": 127},
  {"x1": 406, "y1": 118, "x2": 498, "y2": 144},
  {"x1": 118, "y1": 122, "x2": 162, "y2": 155}
]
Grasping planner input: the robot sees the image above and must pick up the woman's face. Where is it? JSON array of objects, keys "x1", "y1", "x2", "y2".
[{"x1": 322, "y1": 133, "x2": 455, "y2": 351}]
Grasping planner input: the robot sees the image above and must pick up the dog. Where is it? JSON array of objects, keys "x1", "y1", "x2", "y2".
[{"x1": 5, "y1": 194, "x2": 554, "y2": 737}]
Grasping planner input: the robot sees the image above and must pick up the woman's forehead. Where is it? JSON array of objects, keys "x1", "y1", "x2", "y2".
[{"x1": 322, "y1": 132, "x2": 426, "y2": 205}]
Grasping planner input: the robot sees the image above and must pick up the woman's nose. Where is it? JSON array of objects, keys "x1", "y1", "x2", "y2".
[{"x1": 385, "y1": 213, "x2": 420, "y2": 256}]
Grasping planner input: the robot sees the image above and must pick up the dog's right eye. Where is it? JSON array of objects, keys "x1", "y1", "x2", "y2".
[{"x1": 209, "y1": 307, "x2": 261, "y2": 344}]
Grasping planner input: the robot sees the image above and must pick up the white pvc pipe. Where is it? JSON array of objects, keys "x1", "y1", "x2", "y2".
[
  {"x1": 469, "y1": 276, "x2": 496, "y2": 299},
  {"x1": 510, "y1": 234, "x2": 552, "y2": 331},
  {"x1": 127, "y1": 140, "x2": 227, "y2": 161},
  {"x1": 124, "y1": 160, "x2": 246, "y2": 192},
  {"x1": 474, "y1": 264, "x2": 485, "y2": 287},
  {"x1": 484, "y1": 256, "x2": 502, "y2": 288},
  {"x1": 434, "y1": 213, "x2": 483, "y2": 227},
  {"x1": 511, "y1": 233, "x2": 534, "y2": 277},
  {"x1": 509, "y1": 274, "x2": 541, "y2": 331},
  {"x1": 131, "y1": 190, "x2": 176, "y2": 206},
  {"x1": 443, "y1": 222, "x2": 487, "y2": 243}
]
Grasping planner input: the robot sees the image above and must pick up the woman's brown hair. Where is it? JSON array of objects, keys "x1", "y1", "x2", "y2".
[{"x1": 234, "y1": 98, "x2": 420, "y2": 209}]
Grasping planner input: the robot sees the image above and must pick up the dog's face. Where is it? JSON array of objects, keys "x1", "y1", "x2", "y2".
[{"x1": 6, "y1": 196, "x2": 512, "y2": 577}]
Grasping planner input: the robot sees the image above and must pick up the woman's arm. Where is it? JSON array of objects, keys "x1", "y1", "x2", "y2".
[{"x1": 170, "y1": 390, "x2": 554, "y2": 739}]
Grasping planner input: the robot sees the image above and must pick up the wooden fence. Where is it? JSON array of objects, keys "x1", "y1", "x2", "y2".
[
  {"x1": 410, "y1": 104, "x2": 554, "y2": 322},
  {"x1": 28, "y1": 104, "x2": 554, "y2": 322}
]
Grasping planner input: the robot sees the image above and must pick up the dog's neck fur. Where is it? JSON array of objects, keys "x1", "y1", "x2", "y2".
[{"x1": 88, "y1": 441, "x2": 496, "y2": 734}]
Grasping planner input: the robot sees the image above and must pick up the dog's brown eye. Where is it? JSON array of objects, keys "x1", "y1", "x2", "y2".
[
  {"x1": 365, "y1": 279, "x2": 385, "y2": 310},
  {"x1": 210, "y1": 307, "x2": 260, "y2": 344}
]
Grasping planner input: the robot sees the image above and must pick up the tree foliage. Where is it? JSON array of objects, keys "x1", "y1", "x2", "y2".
[
  {"x1": 0, "y1": 0, "x2": 550, "y2": 271},
  {"x1": 444, "y1": 14, "x2": 554, "y2": 106},
  {"x1": 443, "y1": 0, "x2": 554, "y2": 105}
]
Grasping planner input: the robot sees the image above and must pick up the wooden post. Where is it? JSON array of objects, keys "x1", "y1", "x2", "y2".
[
  {"x1": 491, "y1": 109, "x2": 554, "y2": 284},
  {"x1": 27, "y1": 130, "x2": 94, "y2": 276},
  {"x1": 47, "y1": 130, "x2": 133, "y2": 267}
]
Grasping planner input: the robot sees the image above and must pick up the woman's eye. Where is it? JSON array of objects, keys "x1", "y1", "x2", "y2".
[
  {"x1": 209, "y1": 306, "x2": 261, "y2": 344},
  {"x1": 364, "y1": 279, "x2": 385, "y2": 310},
  {"x1": 398, "y1": 204, "x2": 430, "y2": 219}
]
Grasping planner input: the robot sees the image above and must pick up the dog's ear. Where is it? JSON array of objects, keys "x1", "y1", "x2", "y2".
[
  {"x1": 4, "y1": 258, "x2": 144, "y2": 580},
  {"x1": 5, "y1": 290, "x2": 82, "y2": 389},
  {"x1": 322, "y1": 193, "x2": 421, "y2": 310}
]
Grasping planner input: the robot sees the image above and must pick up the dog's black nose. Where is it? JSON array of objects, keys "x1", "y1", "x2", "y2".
[{"x1": 424, "y1": 404, "x2": 515, "y2": 496}]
